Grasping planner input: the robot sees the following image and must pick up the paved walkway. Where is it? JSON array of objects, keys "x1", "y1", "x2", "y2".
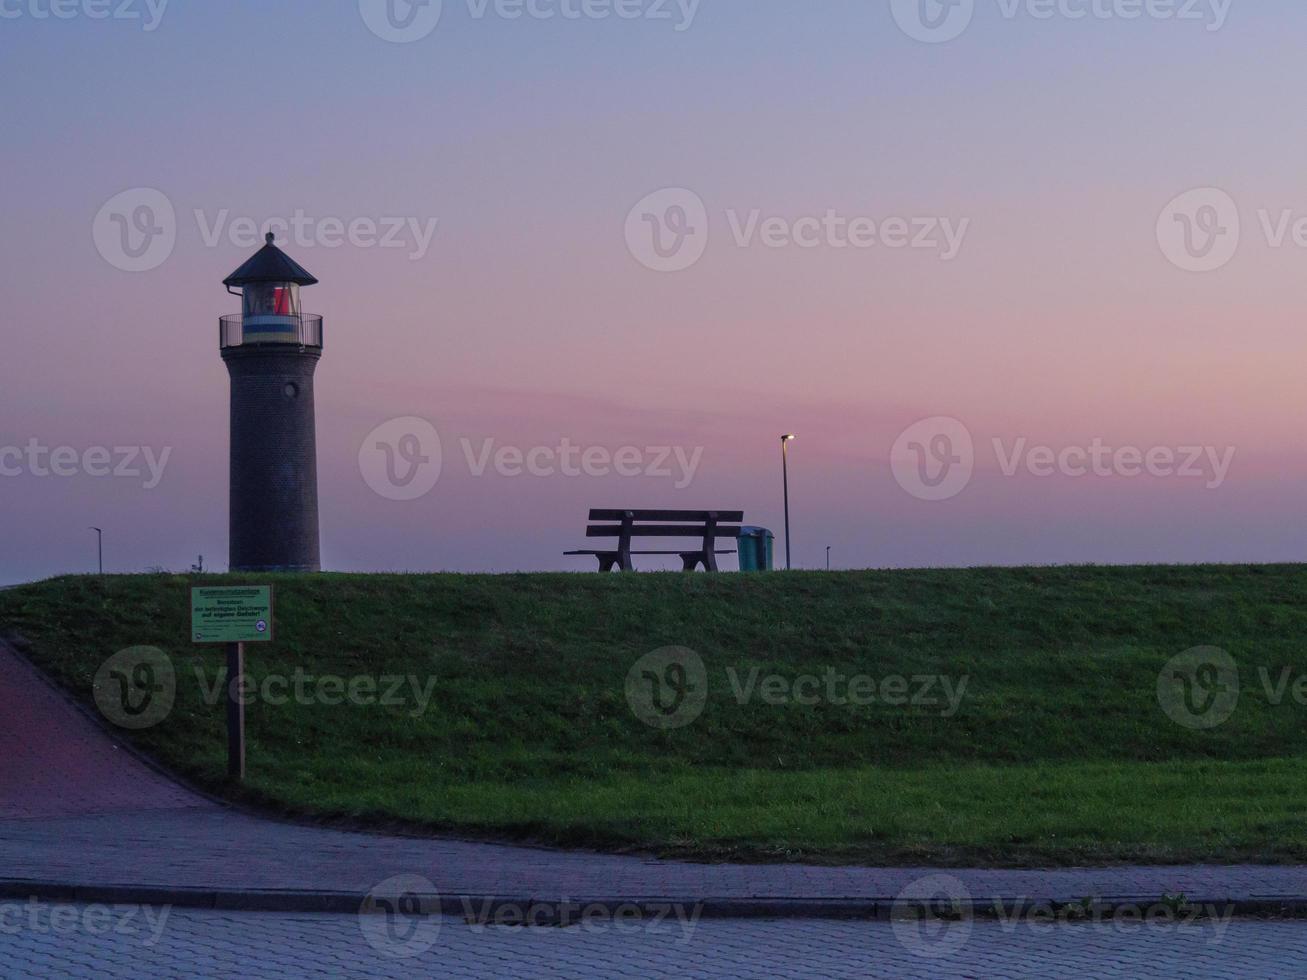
[{"x1": 3, "y1": 641, "x2": 1306, "y2": 914}]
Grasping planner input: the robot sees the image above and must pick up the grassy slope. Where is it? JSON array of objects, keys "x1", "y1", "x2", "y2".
[{"x1": 3, "y1": 566, "x2": 1306, "y2": 866}]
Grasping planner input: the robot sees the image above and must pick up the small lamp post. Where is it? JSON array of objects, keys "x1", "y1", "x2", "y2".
[
  {"x1": 781, "y1": 435, "x2": 795, "y2": 570},
  {"x1": 89, "y1": 527, "x2": 103, "y2": 575}
]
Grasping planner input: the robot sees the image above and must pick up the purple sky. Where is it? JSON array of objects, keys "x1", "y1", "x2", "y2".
[{"x1": 2, "y1": 0, "x2": 1305, "y2": 582}]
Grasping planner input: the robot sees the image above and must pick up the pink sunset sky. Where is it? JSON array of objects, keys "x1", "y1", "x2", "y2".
[{"x1": 2, "y1": 0, "x2": 1305, "y2": 582}]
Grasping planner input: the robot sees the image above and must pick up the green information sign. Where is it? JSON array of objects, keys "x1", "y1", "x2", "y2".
[{"x1": 191, "y1": 586, "x2": 274, "y2": 644}]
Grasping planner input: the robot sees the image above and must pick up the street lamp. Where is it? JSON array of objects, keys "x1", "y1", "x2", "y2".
[
  {"x1": 89, "y1": 527, "x2": 103, "y2": 575},
  {"x1": 781, "y1": 435, "x2": 795, "y2": 570}
]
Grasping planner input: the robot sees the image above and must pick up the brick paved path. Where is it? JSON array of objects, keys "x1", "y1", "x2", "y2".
[
  {"x1": 0, "y1": 906, "x2": 1301, "y2": 979},
  {"x1": 0, "y1": 646, "x2": 201, "y2": 820},
  {"x1": 3, "y1": 642, "x2": 1306, "y2": 910}
]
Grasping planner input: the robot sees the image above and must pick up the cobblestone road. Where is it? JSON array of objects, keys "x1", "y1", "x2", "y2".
[{"x1": 0, "y1": 904, "x2": 1300, "y2": 979}]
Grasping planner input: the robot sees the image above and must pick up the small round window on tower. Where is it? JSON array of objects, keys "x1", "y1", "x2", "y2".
[{"x1": 284, "y1": 383, "x2": 299, "y2": 399}]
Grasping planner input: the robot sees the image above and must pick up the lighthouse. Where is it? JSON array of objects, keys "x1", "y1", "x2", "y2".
[{"x1": 220, "y1": 234, "x2": 323, "y2": 573}]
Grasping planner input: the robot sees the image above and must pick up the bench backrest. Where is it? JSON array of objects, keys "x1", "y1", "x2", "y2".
[
  {"x1": 588, "y1": 509, "x2": 744, "y2": 523},
  {"x1": 585, "y1": 510, "x2": 744, "y2": 540}
]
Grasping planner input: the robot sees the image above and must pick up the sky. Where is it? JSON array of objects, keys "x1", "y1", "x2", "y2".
[{"x1": 2, "y1": 0, "x2": 1305, "y2": 582}]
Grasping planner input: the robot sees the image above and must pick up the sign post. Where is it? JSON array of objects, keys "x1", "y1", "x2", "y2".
[
  {"x1": 191, "y1": 585, "x2": 274, "y2": 782},
  {"x1": 226, "y1": 641, "x2": 245, "y2": 779}
]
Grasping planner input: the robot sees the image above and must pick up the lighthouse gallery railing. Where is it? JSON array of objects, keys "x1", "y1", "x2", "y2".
[{"x1": 219, "y1": 314, "x2": 324, "y2": 350}]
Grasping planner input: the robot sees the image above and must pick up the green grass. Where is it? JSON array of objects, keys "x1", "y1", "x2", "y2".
[{"x1": 3, "y1": 566, "x2": 1307, "y2": 866}]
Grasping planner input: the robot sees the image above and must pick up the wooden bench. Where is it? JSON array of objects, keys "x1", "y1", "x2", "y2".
[{"x1": 566, "y1": 509, "x2": 745, "y2": 572}]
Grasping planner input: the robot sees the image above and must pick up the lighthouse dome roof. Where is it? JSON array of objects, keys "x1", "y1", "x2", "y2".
[{"x1": 223, "y1": 234, "x2": 319, "y2": 287}]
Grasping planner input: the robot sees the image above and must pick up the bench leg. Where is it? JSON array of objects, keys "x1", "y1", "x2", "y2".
[
  {"x1": 704, "y1": 550, "x2": 719, "y2": 572},
  {"x1": 599, "y1": 556, "x2": 617, "y2": 572},
  {"x1": 680, "y1": 553, "x2": 704, "y2": 572}
]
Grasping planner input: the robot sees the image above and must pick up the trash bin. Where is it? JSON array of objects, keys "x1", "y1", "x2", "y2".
[{"x1": 737, "y1": 526, "x2": 775, "y2": 572}]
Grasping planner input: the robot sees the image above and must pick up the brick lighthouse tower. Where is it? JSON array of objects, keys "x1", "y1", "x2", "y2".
[{"x1": 220, "y1": 234, "x2": 323, "y2": 572}]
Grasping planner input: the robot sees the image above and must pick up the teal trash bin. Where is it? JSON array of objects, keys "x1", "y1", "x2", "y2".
[{"x1": 737, "y1": 527, "x2": 775, "y2": 571}]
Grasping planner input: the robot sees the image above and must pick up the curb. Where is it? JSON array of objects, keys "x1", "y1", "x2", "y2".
[{"x1": 2, "y1": 881, "x2": 1306, "y2": 921}]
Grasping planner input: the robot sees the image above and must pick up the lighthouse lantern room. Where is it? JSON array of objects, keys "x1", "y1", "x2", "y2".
[{"x1": 222, "y1": 232, "x2": 321, "y2": 346}]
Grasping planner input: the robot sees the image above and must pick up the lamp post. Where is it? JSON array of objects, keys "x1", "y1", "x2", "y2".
[
  {"x1": 781, "y1": 435, "x2": 795, "y2": 570},
  {"x1": 89, "y1": 527, "x2": 103, "y2": 575}
]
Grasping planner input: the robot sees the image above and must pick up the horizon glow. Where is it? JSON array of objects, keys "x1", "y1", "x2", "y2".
[{"x1": 2, "y1": 0, "x2": 1305, "y2": 582}]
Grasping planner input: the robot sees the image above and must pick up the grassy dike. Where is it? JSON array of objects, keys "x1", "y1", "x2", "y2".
[{"x1": 3, "y1": 566, "x2": 1307, "y2": 867}]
